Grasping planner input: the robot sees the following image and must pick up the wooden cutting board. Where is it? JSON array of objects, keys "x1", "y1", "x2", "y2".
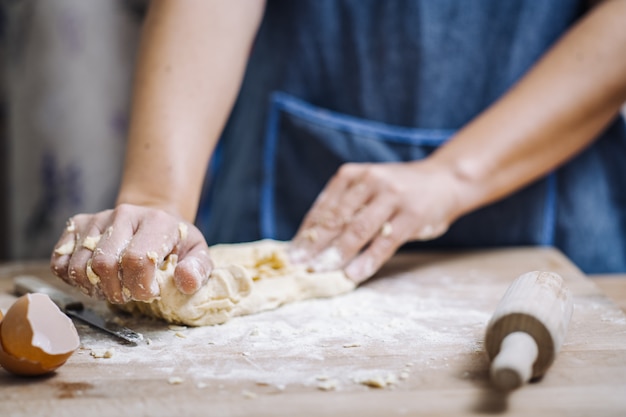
[{"x1": 0, "y1": 247, "x2": 625, "y2": 417}]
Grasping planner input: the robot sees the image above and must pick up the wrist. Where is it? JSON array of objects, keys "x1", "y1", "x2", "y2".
[{"x1": 419, "y1": 154, "x2": 485, "y2": 223}]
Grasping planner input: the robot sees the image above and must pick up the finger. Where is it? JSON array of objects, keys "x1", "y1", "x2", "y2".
[
  {"x1": 293, "y1": 164, "x2": 362, "y2": 241},
  {"x1": 66, "y1": 214, "x2": 111, "y2": 297},
  {"x1": 116, "y1": 210, "x2": 182, "y2": 302},
  {"x1": 50, "y1": 217, "x2": 81, "y2": 283},
  {"x1": 90, "y1": 219, "x2": 134, "y2": 304},
  {"x1": 92, "y1": 207, "x2": 178, "y2": 303},
  {"x1": 292, "y1": 166, "x2": 371, "y2": 263},
  {"x1": 309, "y1": 194, "x2": 397, "y2": 272},
  {"x1": 302, "y1": 163, "x2": 361, "y2": 225},
  {"x1": 174, "y1": 226, "x2": 213, "y2": 294},
  {"x1": 293, "y1": 181, "x2": 374, "y2": 262},
  {"x1": 344, "y1": 214, "x2": 411, "y2": 283}
]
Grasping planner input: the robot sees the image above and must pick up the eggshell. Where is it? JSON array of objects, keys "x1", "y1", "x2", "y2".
[
  {"x1": 0, "y1": 332, "x2": 56, "y2": 376},
  {"x1": 0, "y1": 293, "x2": 79, "y2": 376}
]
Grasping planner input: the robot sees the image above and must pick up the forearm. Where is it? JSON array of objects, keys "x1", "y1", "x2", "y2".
[
  {"x1": 431, "y1": 0, "x2": 626, "y2": 219},
  {"x1": 117, "y1": 0, "x2": 265, "y2": 221}
]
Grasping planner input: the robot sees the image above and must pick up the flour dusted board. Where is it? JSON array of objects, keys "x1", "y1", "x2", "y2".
[{"x1": 1, "y1": 248, "x2": 625, "y2": 417}]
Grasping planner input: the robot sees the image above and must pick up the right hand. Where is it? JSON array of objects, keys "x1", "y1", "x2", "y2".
[{"x1": 50, "y1": 204, "x2": 213, "y2": 304}]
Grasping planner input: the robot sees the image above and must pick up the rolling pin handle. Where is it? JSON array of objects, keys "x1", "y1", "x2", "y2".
[{"x1": 490, "y1": 331, "x2": 538, "y2": 391}]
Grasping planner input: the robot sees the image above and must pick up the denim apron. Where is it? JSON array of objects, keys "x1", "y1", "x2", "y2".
[{"x1": 198, "y1": 0, "x2": 626, "y2": 273}]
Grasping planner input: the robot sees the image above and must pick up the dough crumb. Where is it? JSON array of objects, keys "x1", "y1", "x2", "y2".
[
  {"x1": 358, "y1": 374, "x2": 397, "y2": 389},
  {"x1": 242, "y1": 390, "x2": 257, "y2": 399},
  {"x1": 178, "y1": 223, "x2": 189, "y2": 240},
  {"x1": 82, "y1": 235, "x2": 101, "y2": 251},
  {"x1": 315, "y1": 375, "x2": 329, "y2": 381},
  {"x1": 196, "y1": 382, "x2": 208, "y2": 389},
  {"x1": 90, "y1": 348, "x2": 115, "y2": 359},
  {"x1": 86, "y1": 260, "x2": 101, "y2": 285},
  {"x1": 66, "y1": 219, "x2": 76, "y2": 232},
  {"x1": 112, "y1": 316, "x2": 126, "y2": 326},
  {"x1": 168, "y1": 377, "x2": 184, "y2": 385},
  {"x1": 342, "y1": 343, "x2": 361, "y2": 348},
  {"x1": 399, "y1": 372, "x2": 410, "y2": 380},
  {"x1": 380, "y1": 222, "x2": 393, "y2": 237},
  {"x1": 168, "y1": 324, "x2": 187, "y2": 331},
  {"x1": 174, "y1": 332, "x2": 186, "y2": 339},
  {"x1": 85, "y1": 259, "x2": 100, "y2": 285},
  {"x1": 54, "y1": 240, "x2": 76, "y2": 256},
  {"x1": 146, "y1": 251, "x2": 159, "y2": 264},
  {"x1": 241, "y1": 351, "x2": 250, "y2": 357},
  {"x1": 317, "y1": 380, "x2": 339, "y2": 391},
  {"x1": 122, "y1": 287, "x2": 132, "y2": 300}
]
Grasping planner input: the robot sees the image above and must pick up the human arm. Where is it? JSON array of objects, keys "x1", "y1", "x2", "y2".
[
  {"x1": 50, "y1": 0, "x2": 266, "y2": 302},
  {"x1": 291, "y1": 0, "x2": 626, "y2": 282}
]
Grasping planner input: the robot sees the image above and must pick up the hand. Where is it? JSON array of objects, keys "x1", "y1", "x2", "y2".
[
  {"x1": 290, "y1": 161, "x2": 462, "y2": 283},
  {"x1": 50, "y1": 204, "x2": 213, "y2": 304}
]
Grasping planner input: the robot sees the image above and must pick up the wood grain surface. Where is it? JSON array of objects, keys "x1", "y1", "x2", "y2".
[{"x1": 0, "y1": 247, "x2": 625, "y2": 417}]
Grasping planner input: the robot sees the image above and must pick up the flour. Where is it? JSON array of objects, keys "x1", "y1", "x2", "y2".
[{"x1": 75, "y1": 268, "x2": 491, "y2": 390}]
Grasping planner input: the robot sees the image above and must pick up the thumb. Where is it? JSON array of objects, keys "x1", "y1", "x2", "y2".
[{"x1": 173, "y1": 234, "x2": 213, "y2": 294}]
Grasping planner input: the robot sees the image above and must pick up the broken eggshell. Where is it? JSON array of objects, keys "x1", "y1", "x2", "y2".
[{"x1": 0, "y1": 293, "x2": 79, "y2": 376}]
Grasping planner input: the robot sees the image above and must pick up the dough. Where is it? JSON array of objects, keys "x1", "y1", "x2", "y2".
[{"x1": 118, "y1": 240, "x2": 355, "y2": 326}]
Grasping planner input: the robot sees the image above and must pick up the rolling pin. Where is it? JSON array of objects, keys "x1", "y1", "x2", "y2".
[{"x1": 485, "y1": 271, "x2": 573, "y2": 391}]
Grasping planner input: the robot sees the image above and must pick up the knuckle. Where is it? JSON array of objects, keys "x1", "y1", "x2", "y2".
[
  {"x1": 71, "y1": 213, "x2": 90, "y2": 224},
  {"x1": 383, "y1": 180, "x2": 405, "y2": 198},
  {"x1": 146, "y1": 208, "x2": 169, "y2": 223},
  {"x1": 363, "y1": 165, "x2": 385, "y2": 182},
  {"x1": 337, "y1": 163, "x2": 361, "y2": 179},
  {"x1": 120, "y1": 248, "x2": 151, "y2": 272},
  {"x1": 114, "y1": 203, "x2": 136, "y2": 218}
]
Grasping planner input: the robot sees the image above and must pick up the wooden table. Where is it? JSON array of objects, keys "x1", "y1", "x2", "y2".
[
  {"x1": 591, "y1": 275, "x2": 626, "y2": 313},
  {"x1": 0, "y1": 247, "x2": 625, "y2": 417}
]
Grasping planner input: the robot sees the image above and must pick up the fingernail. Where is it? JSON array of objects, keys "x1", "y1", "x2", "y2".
[
  {"x1": 309, "y1": 247, "x2": 343, "y2": 272},
  {"x1": 345, "y1": 257, "x2": 375, "y2": 283}
]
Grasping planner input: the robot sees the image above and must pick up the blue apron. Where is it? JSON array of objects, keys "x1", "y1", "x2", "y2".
[{"x1": 197, "y1": 0, "x2": 626, "y2": 273}]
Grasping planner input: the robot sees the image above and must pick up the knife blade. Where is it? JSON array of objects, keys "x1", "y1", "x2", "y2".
[{"x1": 13, "y1": 275, "x2": 144, "y2": 346}]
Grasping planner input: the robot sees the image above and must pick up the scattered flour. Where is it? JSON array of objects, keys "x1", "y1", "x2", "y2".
[{"x1": 75, "y1": 271, "x2": 492, "y2": 391}]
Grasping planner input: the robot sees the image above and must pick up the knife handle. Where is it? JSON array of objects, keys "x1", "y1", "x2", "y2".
[{"x1": 13, "y1": 275, "x2": 84, "y2": 311}]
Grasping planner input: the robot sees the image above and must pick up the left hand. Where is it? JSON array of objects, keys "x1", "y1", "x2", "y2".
[{"x1": 289, "y1": 161, "x2": 463, "y2": 283}]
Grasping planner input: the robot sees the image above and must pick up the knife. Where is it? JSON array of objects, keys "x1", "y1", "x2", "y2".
[{"x1": 13, "y1": 275, "x2": 144, "y2": 346}]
